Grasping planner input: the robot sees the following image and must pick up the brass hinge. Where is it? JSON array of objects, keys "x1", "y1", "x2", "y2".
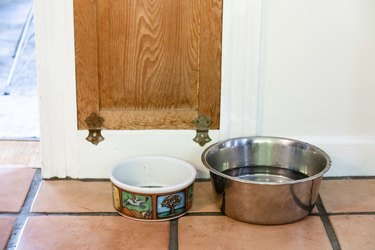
[
  {"x1": 85, "y1": 112, "x2": 104, "y2": 145},
  {"x1": 193, "y1": 115, "x2": 212, "y2": 147}
]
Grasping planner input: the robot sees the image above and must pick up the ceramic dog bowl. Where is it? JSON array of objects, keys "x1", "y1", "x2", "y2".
[{"x1": 110, "y1": 156, "x2": 196, "y2": 221}]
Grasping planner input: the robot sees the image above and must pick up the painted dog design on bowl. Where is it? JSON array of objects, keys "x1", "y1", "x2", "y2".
[{"x1": 112, "y1": 184, "x2": 194, "y2": 220}]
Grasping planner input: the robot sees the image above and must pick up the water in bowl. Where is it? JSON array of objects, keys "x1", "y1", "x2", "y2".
[{"x1": 222, "y1": 165, "x2": 309, "y2": 183}]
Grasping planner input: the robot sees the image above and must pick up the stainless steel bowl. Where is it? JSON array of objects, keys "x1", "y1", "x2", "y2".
[{"x1": 201, "y1": 136, "x2": 331, "y2": 225}]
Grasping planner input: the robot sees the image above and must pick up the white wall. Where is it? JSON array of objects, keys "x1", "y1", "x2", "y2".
[
  {"x1": 35, "y1": 0, "x2": 375, "y2": 178},
  {"x1": 258, "y1": 0, "x2": 375, "y2": 136},
  {"x1": 256, "y1": 0, "x2": 375, "y2": 176}
]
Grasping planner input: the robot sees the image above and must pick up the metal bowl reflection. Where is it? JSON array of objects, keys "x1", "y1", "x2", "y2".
[{"x1": 201, "y1": 136, "x2": 331, "y2": 225}]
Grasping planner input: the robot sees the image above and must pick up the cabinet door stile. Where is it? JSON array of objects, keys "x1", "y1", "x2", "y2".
[
  {"x1": 199, "y1": 0, "x2": 223, "y2": 129},
  {"x1": 74, "y1": 0, "x2": 100, "y2": 129}
]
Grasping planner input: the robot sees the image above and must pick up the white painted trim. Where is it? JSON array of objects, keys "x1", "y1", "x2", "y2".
[
  {"x1": 35, "y1": 0, "x2": 79, "y2": 178},
  {"x1": 220, "y1": 0, "x2": 263, "y2": 139}
]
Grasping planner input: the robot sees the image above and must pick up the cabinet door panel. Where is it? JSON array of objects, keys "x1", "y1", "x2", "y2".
[{"x1": 74, "y1": 0, "x2": 222, "y2": 130}]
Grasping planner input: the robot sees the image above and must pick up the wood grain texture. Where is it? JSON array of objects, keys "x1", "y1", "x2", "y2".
[
  {"x1": 74, "y1": 0, "x2": 100, "y2": 129},
  {"x1": 199, "y1": 0, "x2": 222, "y2": 129},
  {"x1": 75, "y1": 0, "x2": 222, "y2": 130},
  {"x1": 0, "y1": 141, "x2": 40, "y2": 167},
  {"x1": 101, "y1": 110, "x2": 198, "y2": 129},
  {"x1": 98, "y1": 0, "x2": 199, "y2": 111}
]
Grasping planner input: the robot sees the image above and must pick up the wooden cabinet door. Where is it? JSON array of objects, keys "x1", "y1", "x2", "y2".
[{"x1": 74, "y1": 0, "x2": 222, "y2": 130}]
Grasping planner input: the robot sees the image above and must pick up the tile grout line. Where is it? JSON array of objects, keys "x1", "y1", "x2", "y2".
[
  {"x1": 169, "y1": 219, "x2": 178, "y2": 250},
  {"x1": 27, "y1": 212, "x2": 120, "y2": 216},
  {"x1": 316, "y1": 195, "x2": 341, "y2": 250},
  {"x1": 0, "y1": 138, "x2": 40, "y2": 142},
  {"x1": 6, "y1": 168, "x2": 42, "y2": 250},
  {"x1": 327, "y1": 211, "x2": 375, "y2": 216},
  {"x1": 186, "y1": 212, "x2": 224, "y2": 216},
  {"x1": 323, "y1": 176, "x2": 375, "y2": 180}
]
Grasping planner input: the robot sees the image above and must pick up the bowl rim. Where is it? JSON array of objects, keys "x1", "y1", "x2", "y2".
[
  {"x1": 201, "y1": 136, "x2": 332, "y2": 186},
  {"x1": 109, "y1": 156, "x2": 197, "y2": 194}
]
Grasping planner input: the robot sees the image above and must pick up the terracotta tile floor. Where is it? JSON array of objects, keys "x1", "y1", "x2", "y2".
[
  {"x1": 17, "y1": 216, "x2": 170, "y2": 250},
  {"x1": 179, "y1": 216, "x2": 332, "y2": 250},
  {"x1": 31, "y1": 180, "x2": 115, "y2": 213},
  {"x1": 0, "y1": 217, "x2": 16, "y2": 250},
  {"x1": 0, "y1": 175, "x2": 374, "y2": 249},
  {"x1": 1, "y1": 143, "x2": 375, "y2": 249},
  {"x1": 0, "y1": 166, "x2": 35, "y2": 212}
]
